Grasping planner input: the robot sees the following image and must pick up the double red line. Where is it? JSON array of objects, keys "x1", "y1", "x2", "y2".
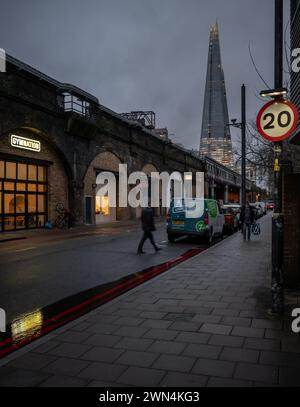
[{"x1": 0, "y1": 247, "x2": 204, "y2": 359}]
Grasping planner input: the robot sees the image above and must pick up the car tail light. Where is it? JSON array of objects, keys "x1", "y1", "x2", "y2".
[{"x1": 204, "y1": 212, "x2": 209, "y2": 225}]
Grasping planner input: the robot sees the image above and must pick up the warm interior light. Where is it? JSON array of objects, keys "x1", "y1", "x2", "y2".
[{"x1": 96, "y1": 195, "x2": 110, "y2": 216}]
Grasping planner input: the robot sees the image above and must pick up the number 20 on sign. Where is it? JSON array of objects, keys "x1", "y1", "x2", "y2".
[{"x1": 256, "y1": 99, "x2": 299, "y2": 142}]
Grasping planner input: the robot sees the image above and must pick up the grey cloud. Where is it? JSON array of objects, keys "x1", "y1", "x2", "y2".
[{"x1": 0, "y1": 0, "x2": 290, "y2": 150}]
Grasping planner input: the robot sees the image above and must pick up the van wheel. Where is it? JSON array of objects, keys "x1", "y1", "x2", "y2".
[{"x1": 204, "y1": 229, "x2": 213, "y2": 245}]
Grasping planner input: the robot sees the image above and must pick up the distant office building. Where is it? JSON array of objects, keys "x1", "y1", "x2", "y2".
[{"x1": 199, "y1": 22, "x2": 234, "y2": 168}]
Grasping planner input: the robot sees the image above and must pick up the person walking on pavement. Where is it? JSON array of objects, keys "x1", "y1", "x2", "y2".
[
  {"x1": 137, "y1": 203, "x2": 161, "y2": 254},
  {"x1": 240, "y1": 201, "x2": 255, "y2": 241}
]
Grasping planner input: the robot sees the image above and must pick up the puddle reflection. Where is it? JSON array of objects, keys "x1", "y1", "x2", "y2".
[
  {"x1": 0, "y1": 246, "x2": 204, "y2": 359},
  {"x1": 11, "y1": 310, "x2": 43, "y2": 346}
]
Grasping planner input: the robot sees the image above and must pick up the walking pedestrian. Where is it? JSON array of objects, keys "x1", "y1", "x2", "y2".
[
  {"x1": 240, "y1": 201, "x2": 255, "y2": 241},
  {"x1": 137, "y1": 203, "x2": 161, "y2": 254}
]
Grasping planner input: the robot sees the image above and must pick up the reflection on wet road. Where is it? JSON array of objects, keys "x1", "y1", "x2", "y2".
[
  {"x1": 0, "y1": 244, "x2": 206, "y2": 358},
  {"x1": 0, "y1": 227, "x2": 209, "y2": 322},
  {"x1": 0, "y1": 224, "x2": 232, "y2": 359}
]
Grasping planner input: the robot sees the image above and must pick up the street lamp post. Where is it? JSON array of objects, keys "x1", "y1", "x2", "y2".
[
  {"x1": 259, "y1": 0, "x2": 285, "y2": 314},
  {"x1": 228, "y1": 84, "x2": 246, "y2": 207},
  {"x1": 272, "y1": 0, "x2": 284, "y2": 314},
  {"x1": 241, "y1": 84, "x2": 246, "y2": 207}
]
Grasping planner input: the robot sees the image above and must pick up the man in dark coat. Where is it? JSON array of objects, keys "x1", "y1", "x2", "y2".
[
  {"x1": 137, "y1": 204, "x2": 161, "y2": 254},
  {"x1": 240, "y1": 201, "x2": 255, "y2": 241}
]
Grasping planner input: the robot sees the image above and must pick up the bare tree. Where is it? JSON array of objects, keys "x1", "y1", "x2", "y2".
[{"x1": 233, "y1": 121, "x2": 274, "y2": 194}]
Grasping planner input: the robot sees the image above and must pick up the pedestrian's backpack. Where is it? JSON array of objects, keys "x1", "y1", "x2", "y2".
[{"x1": 251, "y1": 222, "x2": 261, "y2": 235}]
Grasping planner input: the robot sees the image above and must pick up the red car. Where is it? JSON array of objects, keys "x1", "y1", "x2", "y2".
[{"x1": 266, "y1": 201, "x2": 274, "y2": 210}]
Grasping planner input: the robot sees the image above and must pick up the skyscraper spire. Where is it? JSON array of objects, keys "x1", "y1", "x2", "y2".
[{"x1": 199, "y1": 22, "x2": 233, "y2": 168}]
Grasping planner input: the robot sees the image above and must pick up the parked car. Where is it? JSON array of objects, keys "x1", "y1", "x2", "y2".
[
  {"x1": 167, "y1": 198, "x2": 225, "y2": 244},
  {"x1": 266, "y1": 201, "x2": 275, "y2": 210},
  {"x1": 222, "y1": 204, "x2": 241, "y2": 231}
]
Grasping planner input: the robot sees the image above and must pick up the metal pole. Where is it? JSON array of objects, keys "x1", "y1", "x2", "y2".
[
  {"x1": 271, "y1": 0, "x2": 284, "y2": 313},
  {"x1": 241, "y1": 84, "x2": 246, "y2": 207}
]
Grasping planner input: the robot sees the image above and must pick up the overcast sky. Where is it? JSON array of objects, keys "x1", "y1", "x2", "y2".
[{"x1": 0, "y1": 0, "x2": 291, "y2": 150}]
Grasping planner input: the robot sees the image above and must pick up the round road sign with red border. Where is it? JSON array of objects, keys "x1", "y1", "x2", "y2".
[{"x1": 256, "y1": 99, "x2": 299, "y2": 142}]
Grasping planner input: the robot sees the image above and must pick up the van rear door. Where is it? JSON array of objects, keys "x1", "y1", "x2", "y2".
[
  {"x1": 169, "y1": 199, "x2": 186, "y2": 231},
  {"x1": 183, "y1": 199, "x2": 206, "y2": 234}
]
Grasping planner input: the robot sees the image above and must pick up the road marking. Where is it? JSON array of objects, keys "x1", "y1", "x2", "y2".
[
  {"x1": 14, "y1": 246, "x2": 36, "y2": 252},
  {"x1": 160, "y1": 240, "x2": 167, "y2": 244}
]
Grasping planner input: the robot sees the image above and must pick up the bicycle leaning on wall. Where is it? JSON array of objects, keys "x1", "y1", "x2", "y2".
[{"x1": 54, "y1": 203, "x2": 72, "y2": 229}]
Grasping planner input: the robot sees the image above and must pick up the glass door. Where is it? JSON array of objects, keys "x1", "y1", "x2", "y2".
[{"x1": 0, "y1": 159, "x2": 48, "y2": 231}]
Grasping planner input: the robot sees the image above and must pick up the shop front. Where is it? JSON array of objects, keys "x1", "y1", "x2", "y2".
[
  {"x1": 83, "y1": 151, "x2": 131, "y2": 225},
  {"x1": 0, "y1": 130, "x2": 69, "y2": 232},
  {"x1": 0, "y1": 157, "x2": 47, "y2": 231},
  {"x1": 95, "y1": 193, "x2": 116, "y2": 223},
  {"x1": 94, "y1": 168, "x2": 118, "y2": 224}
]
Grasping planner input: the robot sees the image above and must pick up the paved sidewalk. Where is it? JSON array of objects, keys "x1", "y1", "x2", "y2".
[{"x1": 1, "y1": 213, "x2": 300, "y2": 387}]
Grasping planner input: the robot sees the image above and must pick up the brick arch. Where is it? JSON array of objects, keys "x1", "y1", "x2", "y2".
[
  {"x1": 84, "y1": 151, "x2": 122, "y2": 196},
  {"x1": 83, "y1": 151, "x2": 128, "y2": 225},
  {"x1": 138, "y1": 163, "x2": 166, "y2": 218},
  {"x1": 141, "y1": 163, "x2": 159, "y2": 176},
  {"x1": 0, "y1": 126, "x2": 70, "y2": 225},
  {"x1": 2, "y1": 126, "x2": 73, "y2": 180}
]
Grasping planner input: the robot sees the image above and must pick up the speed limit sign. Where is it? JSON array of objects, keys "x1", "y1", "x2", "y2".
[{"x1": 256, "y1": 99, "x2": 299, "y2": 142}]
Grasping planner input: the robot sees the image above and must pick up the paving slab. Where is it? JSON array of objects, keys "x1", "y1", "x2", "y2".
[{"x1": 1, "y1": 214, "x2": 300, "y2": 387}]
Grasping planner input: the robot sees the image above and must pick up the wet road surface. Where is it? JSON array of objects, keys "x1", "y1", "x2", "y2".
[{"x1": 0, "y1": 225, "x2": 213, "y2": 323}]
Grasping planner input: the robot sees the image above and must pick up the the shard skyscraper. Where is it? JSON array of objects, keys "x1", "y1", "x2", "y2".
[{"x1": 199, "y1": 22, "x2": 234, "y2": 168}]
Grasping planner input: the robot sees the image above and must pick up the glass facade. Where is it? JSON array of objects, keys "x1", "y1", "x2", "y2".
[
  {"x1": 200, "y1": 22, "x2": 234, "y2": 168},
  {"x1": 0, "y1": 159, "x2": 48, "y2": 231}
]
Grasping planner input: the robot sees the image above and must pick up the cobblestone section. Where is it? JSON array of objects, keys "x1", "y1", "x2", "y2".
[{"x1": 1, "y1": 213, "x2": 300, "y2": 387}]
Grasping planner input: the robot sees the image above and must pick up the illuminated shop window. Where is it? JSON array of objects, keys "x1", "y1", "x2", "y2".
[
  {"x1": 0, "y1": 161, "x2": 4, "y2": 178},
  {"x1": 38, "y1": 166, "x2": 46, "y2": 182},
  {"x1": 15, "y1": 194, "x2": 25, "y2": 213},
  {"x1": 95, "y1": 195, "x2": 110, "y2": 216},
  {"x1": 17, "y1": 163, "x2": 27, "y2": 180},
  {"x1": 28, "y1": 194, "x2": 37, "y2": 213},
  {"x1": 6, "y1": 162, "x2": 16, "y2": 179},
  {"x1": 28, "y1": 165, "x2": 37, "y2": 181},
  {"x1": 0, "y1": 159, "x2": 48, "y2": 231}
]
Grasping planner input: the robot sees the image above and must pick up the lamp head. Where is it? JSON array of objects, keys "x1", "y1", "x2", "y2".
[{"x1": 260, "y1": 88, "x2": 287, "y2": 98}]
